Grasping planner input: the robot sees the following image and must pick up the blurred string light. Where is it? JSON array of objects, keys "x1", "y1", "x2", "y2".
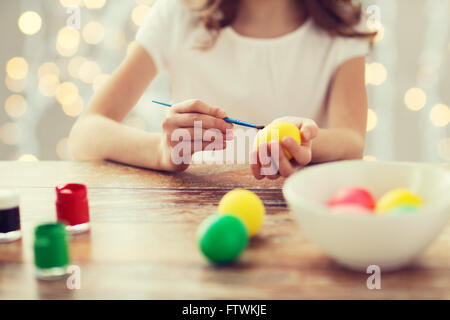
[
  {"x1": 59, "y1": 0, "x2": 83, "y2": 7},
  {"x1": 57, "y1": 27, "x2": 80, "y2": 57},
  {"x1": 78, "y1": 60, "x2": 101, "y2": 83},
  {"x1": 93, "y1": 73, "x2": 112, "y2": 92},
  {"x1": 429, "y1": 104, "x2": 450, "y2": 127},
  {"x1": 4, "y1": 95, "x2": 27, "y2": 118},
  {"x1": 56, "y1": 82, "x2": 79, "y2": 105},
  {"x1": 366, "y1": 108, "x2": 377, "y2": 132},
  {"x1": 363, "y1": 155, "x2": 377, "y2": 161},
  {"x1": 6, "y1": 57, "x2": 28, "y2": 80},
  {"x1": 365, "y1": 62, "x2": 387, "y2": 86},
  {"x1": 404, "y1": 87, "x2": 427, "y2": 111},
  {"x1": 18, "y1": 11, "x2": 42, "y2": 35},
  {"x1": 59, "y1": 0, "x2": 109, "y2": 9},
  {"x1": 82, "y1": 21, "x2": 105, "y2": 44},
  {"x1": 372, "y1": 24, "x2": 385, "y2": 43},
  {"x1": 62, "y1": 96, "x2": 84, "y2": 117},
  {"x1": 84, "y1": 0, "x2": 107, "y2": 9},
  {"x1": 5, "y1": 76, "x2": 26, "y2": 93},
  {"x1": 17, "y1": 154, "x2": 39, "y2": 162},
  {"x1": 131, "y1": 5, "x2": 151, "y2": 26},
  {"x1": 38, "y1": 62, "x2": 61, "y2": 96},
  {"x1": 39, "y1": 62, "x2": 60, "y2": 78}
]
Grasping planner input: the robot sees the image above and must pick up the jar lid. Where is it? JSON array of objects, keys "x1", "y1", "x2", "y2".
[
  {"x1": 0, "y1": 189, "x2": 20, "y2": 210},
  {"x1": 56, "y1": 183, "x2": 87, "y2": 200}
]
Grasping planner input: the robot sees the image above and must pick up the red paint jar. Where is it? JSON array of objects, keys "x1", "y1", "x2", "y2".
[{"x1": 56, "y1": 183, "x2": 90, "y2": 235}]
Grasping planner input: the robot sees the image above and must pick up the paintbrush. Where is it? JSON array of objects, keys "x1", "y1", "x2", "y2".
[{"x1": 152, "y1": 100, "x2": 265, "y2": 130}]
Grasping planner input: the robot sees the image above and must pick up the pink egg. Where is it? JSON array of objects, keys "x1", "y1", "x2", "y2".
[
  {"x1": 328, "y1": 186, "x2": 376, "y2": 210},
  {"x1": 330, "y1": 204, "x2": 372, "y2": 216}
]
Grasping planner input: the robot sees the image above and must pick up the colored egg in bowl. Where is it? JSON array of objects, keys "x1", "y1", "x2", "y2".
[{"x1": 282, "y1": 161, "x2": 450, "y2": 271}]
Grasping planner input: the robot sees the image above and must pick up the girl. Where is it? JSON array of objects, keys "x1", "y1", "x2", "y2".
[{"x1": 69, "y1": 0, "x2": 374, "y2": 179}]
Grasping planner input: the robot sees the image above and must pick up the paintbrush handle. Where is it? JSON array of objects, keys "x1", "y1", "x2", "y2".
[{"x1": 152, "y1": 100, "x2": 260, "y2": 129}]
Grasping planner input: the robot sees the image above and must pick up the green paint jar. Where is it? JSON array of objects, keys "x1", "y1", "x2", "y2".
[{"x1": 34, "y1": 222, "x2": 70, "y2": 280}]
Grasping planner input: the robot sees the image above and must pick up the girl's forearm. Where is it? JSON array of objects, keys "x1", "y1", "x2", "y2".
[
  {"x1": 311, "y1": 128, "x2": 365, "y2": 163},
  {"x1": 68, "y1": 114, "x2": 164, "y2": 169}
]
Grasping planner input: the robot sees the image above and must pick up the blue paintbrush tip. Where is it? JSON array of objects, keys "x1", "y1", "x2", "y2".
[{"x1": 152, "y1": 100, "x2": 172, "y2": 107}]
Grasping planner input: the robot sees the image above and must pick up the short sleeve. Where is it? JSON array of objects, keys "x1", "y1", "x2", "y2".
[
  {"x1": 335, "y1": 37, "x2": 370, "y2": 66},
  {"x1": 335, "y1": 17, "x2": 371, "y2": 66},
  {"x1": 136, "y1": 0, "x2": 189, "y2": 72}
]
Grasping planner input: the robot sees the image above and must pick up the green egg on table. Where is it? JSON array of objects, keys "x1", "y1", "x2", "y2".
[{"x1": 197, "y1": 214, "x2": 248, "y2": 265}]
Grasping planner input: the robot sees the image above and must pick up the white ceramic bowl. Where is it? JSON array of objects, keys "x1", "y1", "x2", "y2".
[{"x1": 283, "y1": 161, "x2": 450, "y2": 271}]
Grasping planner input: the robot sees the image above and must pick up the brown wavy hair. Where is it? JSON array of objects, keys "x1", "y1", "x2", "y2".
[{"x1": 184, "y1": 0, "x2": 376, "y2": 47}]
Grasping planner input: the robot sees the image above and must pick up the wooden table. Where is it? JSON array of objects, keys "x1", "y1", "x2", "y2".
[{"x1": 0, "y1": 161, "x2": 449, "y2": 300}]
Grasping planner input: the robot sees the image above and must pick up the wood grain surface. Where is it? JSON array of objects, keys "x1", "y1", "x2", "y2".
[{"x1": 0, "y1": 161, "x2": 449, "y2": 300}]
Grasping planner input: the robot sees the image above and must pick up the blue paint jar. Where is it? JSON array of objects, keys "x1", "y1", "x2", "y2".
[{"x1": 0, "y1": 190, "x2": 21, "y2": 243}]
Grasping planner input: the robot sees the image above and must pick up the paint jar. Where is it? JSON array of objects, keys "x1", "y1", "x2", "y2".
[
  {"x1": 56, "y1": 183, "x2": 90, "y2": 235},
  {"x1": 0, "y1": 190, "x2": 21, "y2": 243},
  {"x1": 34, "y1": 222, "x2": 70, "y2": 279}
]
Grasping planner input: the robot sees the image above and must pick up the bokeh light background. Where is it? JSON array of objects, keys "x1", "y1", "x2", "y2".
[{"x1": 0, "y1": 0, "x2": 449, "y2": 162}]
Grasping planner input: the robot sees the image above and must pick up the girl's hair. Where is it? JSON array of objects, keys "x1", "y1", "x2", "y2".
[{"x1": 184, "y1": 0, "x2": 376, "y2": 47}]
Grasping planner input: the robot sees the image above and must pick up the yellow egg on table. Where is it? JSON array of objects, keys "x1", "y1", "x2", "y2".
[
  {"x1": 218, "y1": 189, "x2": 265, "y2": 237},
  {"x1": 256, "y1": 122, "x2": 301, "y2": 159},
  {"x1": 376, "y1": 189, "x2": 422, "y2": 215}
]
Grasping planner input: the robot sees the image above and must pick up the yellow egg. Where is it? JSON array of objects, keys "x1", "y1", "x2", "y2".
[
  {"x1": 256, "y1": 122, "x2": 301, "y2": 159},
  {"x1": 218, "y1": 189, "x2": 265, "y2": 237},
  {"x1": 376, "y1": 189, "x2": 422, "y2": 215}
]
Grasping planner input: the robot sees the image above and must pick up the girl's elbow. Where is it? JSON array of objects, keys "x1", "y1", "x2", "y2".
[
  {"x1": 348, "y1": 135, "x2": 365, "y2": 160},
  {"x1": 339, "y1": 132, "x2": 365, "y2": 160},
  {"x1": 68, "y1": 117, "x2": 98, "y2": 161}
]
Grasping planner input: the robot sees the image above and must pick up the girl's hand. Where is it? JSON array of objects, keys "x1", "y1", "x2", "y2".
[
  {"x1": 250, "y1": 117, "x2": 318, "y2": 180},
  {"x1": 158, "y1": 99, "x2": 234, "y2": 172}
]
